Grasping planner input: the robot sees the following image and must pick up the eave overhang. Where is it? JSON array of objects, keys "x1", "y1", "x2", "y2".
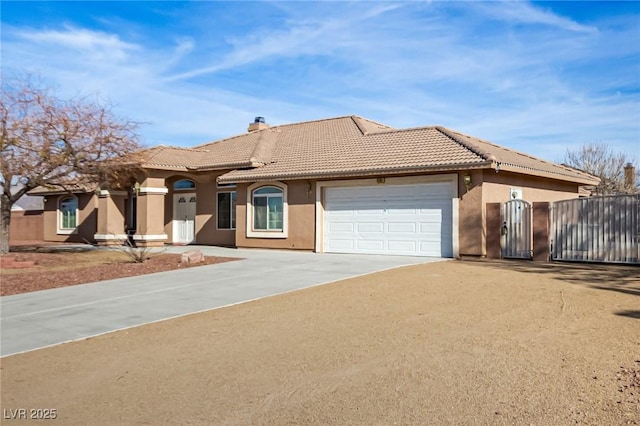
[{"x1": 217, "y1": 161, "x2": 493, "y2": 184}]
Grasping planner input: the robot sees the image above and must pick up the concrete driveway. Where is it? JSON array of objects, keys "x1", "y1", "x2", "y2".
[{"x1": 1, "y1": 246, "x2": 442, "y2": 357}]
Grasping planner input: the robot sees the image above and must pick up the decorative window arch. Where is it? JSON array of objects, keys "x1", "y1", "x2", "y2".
[
  {"x1": 247, "y1": 182, "x2": 288, "y2": 238},
  {"x1": 58, "y1": 195, "x2": 78, "y2": 234},
  {"x1": 174, "y1": 179, "x2": 196, "y2": 190}
]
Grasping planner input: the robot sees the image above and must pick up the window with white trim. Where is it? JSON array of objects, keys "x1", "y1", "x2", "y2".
[
  {"x1": 58, "y1": 196, "x2": 78, "y2": 232},
  {"x1": 252, "y1": 186, "x2": 283, "y2": 231},
  {"x1": 217, "y1": 191, "x2": 236, "y2": 229}
]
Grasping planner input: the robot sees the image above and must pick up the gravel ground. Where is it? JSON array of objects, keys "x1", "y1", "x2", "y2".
[
  {"x1": 1, "y1": 259, "x2": 639, "y2": 425},
  {"x1": 1, "y1": 249, "x2": 239, "y2": 296}
]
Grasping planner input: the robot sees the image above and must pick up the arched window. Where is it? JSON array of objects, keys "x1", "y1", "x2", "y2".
[
  {"x1": 174, "y1": 179, "x2": 196, "y2": 190},
  {"x1": 252, "y1": 186, "x2": 283, "y2": 231},
  {"x1": 58, "y1": 196, "x2": 78, "y2": 231}
]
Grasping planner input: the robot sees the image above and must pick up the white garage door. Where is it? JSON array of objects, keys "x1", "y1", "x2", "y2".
[{"x1": 323, "y1": 182, "x2": 453, "y2": 257}]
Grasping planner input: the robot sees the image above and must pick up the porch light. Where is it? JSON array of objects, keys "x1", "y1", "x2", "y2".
[{"x1": 464, "y1": 174, "x2": 472, "y2": 190}]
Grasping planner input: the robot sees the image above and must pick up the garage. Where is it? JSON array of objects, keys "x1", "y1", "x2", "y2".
[{"x1": 323, "y1": 182, "x2": 454, "y2": 257}]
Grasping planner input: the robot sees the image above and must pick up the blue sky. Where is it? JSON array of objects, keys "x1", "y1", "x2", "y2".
[{"x1": 2, "y1": 1, "x2": 639, "y2": 164}]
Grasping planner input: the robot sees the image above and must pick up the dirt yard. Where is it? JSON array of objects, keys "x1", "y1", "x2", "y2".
[
  {"x1": 1, "y1": 247, "x2": 239, "y2": 296},
  {"x1": 1, "y1": 260, "x2": 639, "y2": 425}
]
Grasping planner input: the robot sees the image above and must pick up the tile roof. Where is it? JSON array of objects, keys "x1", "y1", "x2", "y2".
[
  {"x1": 436, "y1": 127, "x2": 599, "y2": 184},
  {"x1": 139, "y1": 146, "x2": 207, "y2": 171},
  {"x1": 29, "y1": 183, "x2": 96, "y2": 195},
  {"x1": 139, "y1": 115, "x2": 598, "y2": 185}
]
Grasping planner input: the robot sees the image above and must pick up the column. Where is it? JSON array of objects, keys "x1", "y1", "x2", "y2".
[
  {"x1": 94, "y1": 190, "x2": 127, "y2": 246},
  {"x1": 134, "y1": 177, "x2": 168, "y2": 247}
]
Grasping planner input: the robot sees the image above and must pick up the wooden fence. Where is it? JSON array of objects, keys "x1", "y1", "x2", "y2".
[{"x1": 551, "y1": 195, "x2": 639, "y2": 264}]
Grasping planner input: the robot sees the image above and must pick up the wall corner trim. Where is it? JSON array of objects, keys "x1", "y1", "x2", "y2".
[
  {"x1": 132, "y1": 234, "x2": 168, "y2": 241},
  {"x1": 138, "y1": 187, "x2": 169, "y2": 194}
]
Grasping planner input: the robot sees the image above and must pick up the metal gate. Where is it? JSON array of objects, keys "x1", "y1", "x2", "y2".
[
  {"x1": 552, "y1": 195, "x2": 640, "y2": 264},
  {"x1": 502, "y1": 200, "x2": 532, "y2": 259}
]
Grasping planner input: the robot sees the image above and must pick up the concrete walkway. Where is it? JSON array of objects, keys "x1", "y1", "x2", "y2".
[{"x1": 1, "y1": 247, "x2": 443, "y2": 357}]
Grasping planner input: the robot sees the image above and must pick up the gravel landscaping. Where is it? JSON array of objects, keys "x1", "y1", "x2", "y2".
[
  {"x1": 0, "y1": 246, "x2": 239, "y2": 296},
  {"x1": 1, "y1": 259, "x2": 638, "y2": 425}
]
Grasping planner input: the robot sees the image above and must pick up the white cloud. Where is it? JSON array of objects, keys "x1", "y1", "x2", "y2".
[
  {"x1": 165, "y1": 3, "x2": 407, "y2": 82},
  {"x1": 472, "y1": 1, "x2": 598, "y2": 33},
  {"x1": 18, "y1": 25, "x2": 139, "y2": 62},
  {"x1": 1, "y1": 1, "x2": 637, "y2": 163}
]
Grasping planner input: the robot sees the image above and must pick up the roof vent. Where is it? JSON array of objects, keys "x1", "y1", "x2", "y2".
[{"x1": 248, "y1": 116, "x2": 269, "y2": 132}]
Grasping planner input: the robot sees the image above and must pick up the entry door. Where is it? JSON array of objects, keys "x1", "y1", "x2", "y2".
[{"x1": 173, "y1": 193, "x2": 196, "y2": 244}]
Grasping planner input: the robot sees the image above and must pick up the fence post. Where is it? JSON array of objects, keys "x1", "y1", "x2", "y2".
[
  {"x1": 532, "y1": 202, "x2": 551, "y2": 261},
  {"x1": 485, "y1": 203, "x2": 502, "y2": 259}
]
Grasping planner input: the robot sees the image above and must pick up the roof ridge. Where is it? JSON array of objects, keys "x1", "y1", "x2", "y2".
[
  {"x1": 142, "y1": 145, "x2": 207, "y2": 153},
  {"x1": 350, "y1": 115, "x2": 395, "y2": 135},
  {"x1": 248, "y1": 128, "x2": 279, "y2": 165},
  {"x1": 435, "y1": 127, "x2": 497, "y2": 162},
  {"x1": 192, "y1": 132, "x2": 252, "y2": 149},
  {"x1": 361, "y1": 124, "x2": 440, "y2": 137},
  {"x1": 351, "y1": 115, "x2": 369, "y2": 135},
  {"x1": 193, "y1": 116, "x2": 358, "y2": 149},
  {"x1": 270, "y1": 115, "x2": 356, "y2": 130}
]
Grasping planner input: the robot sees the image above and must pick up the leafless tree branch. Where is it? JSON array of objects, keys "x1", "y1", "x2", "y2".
[{"x1": 0, "y1": 73, "x2": 143, "y2": 253}]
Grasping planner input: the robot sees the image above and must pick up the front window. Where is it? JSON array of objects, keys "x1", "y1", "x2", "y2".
[
  {"x1": 59, "y1": 196, "x2": 78, "y2": 231},
  {"x1": 253, "y1": 187, "x2": 283, "y2": 231},
  {"x1": 217, "y1": 191, "x2": 236, "y2": 229}
]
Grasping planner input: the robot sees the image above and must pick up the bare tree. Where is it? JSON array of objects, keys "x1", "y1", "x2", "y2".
[
  {"x1": 564, "y1": 143, "x2": 639, "y2": 195},
  {"x1": 0, "y1": 75, "x2": 142, "y2": 254}
]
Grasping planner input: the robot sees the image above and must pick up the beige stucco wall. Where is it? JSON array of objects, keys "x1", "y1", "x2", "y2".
[
  {"x1": 43, "y1": 193, "x2": 97, "y2": 243},
  {"x1": 456, "y1": 170, "x2": 581, "y2": 257},
  {"x1": 235, "y1": 180, "x2": 316, "y2": 250},
  {"x1": 141, "y1": 171, "x2": 236, "y2": 246},
  {"x1": 193, "y1": 173, "x2": 235, "y2": 247},
  {"x1": 43, "y1": 167, "x2": 583, "y2": 254},
  {"x1": 96, "y1": 192, "x2": 126, "y2": 237},
  {"x1": 458, "y1": 170, "x2": 485, "y2": 256},
  {"x1": 231, "y1": 171, "x2": 581, "y2": 256},
  {"x1": 481, "y1": 171, "x2": 580, "y2": 204}
]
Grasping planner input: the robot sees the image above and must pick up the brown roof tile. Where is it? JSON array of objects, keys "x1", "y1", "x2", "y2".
[
  {"x1": 28, "y1": 183, "x2": 96, "y2": 195},
  {"x1": 437, "y1": 127, "x2": 598, "y2": 183},
  {"x1": 140, "y1": 146, "x2": 207, "y2": 171},
  {"x1": 138, "y1": 115, "x2": 598, "y2": 185},
  {"x1": 219, "y1": 120, "x2": 489, "y2": 182},
  {"x1": 195, "y1": 132, "x2": 262, "y2": 169}
]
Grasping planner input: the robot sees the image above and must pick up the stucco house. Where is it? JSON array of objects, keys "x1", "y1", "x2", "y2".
[{"x1": 32, "y1": 115, "x2": 598, "y2": 257}]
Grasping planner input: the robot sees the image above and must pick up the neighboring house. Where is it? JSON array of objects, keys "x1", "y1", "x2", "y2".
[
  {"x1": 12, "y1": 193, "x2": 44, "y2": 211},
  {"x1": 31, "y1": 115, "x2": 598, "y2": 257}
]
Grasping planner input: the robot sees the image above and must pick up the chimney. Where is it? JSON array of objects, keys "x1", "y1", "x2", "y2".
[
  {"x1": 624, "y1": 162, "x2": 636, "y2": 190},
  {"x1": 248, "y1": 116, "x2": 269, "y2": 132}
]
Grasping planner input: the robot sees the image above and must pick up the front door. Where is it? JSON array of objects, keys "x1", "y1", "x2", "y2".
[{"x1": 173, "y1": 193, "x2": 196, "y2": 244}]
